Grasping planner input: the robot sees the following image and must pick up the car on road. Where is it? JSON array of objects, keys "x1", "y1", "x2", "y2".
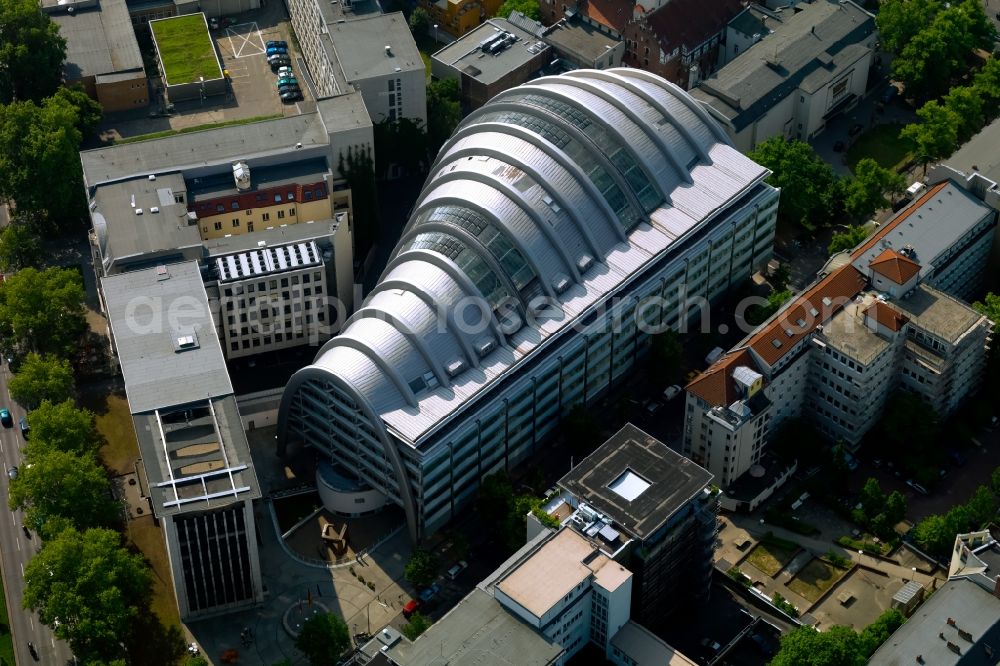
[
  {"x1": 644, "y1": 400, "x2": 661, "y2": 415},
  {"x1": 906, "y1": 479, "x2": 929, "y2": 495},
  {"x1": 7, "y1": 466, "x2": 17, "y2": 480},
  {"x1": 280, "y1": 90, "x2": 303, "y2": 102},
  {"x1": 18, "y1": 415, "x2": 28, "y2": 438},
  {"x1": 663, "y1": 385, "x2": 681, "y2": 401},
  {"x1": 446, "y1": 560, "x2": 468, "y2": 580},
  {"x1": 418, "y1": 584, "x2": 440, "y2": 603},
  {"x1": 0, "y1": 407, "x2": 12, "y2": 428}
]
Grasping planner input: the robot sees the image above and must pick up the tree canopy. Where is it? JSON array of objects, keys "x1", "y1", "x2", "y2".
[
  {"x1": 843, "y1": 159, "x2": 905, "y2": 221},
  {"x1": 408, "y1": 7, "x2": 430, "y2": 36},
  {"x1": 426, "y1": 78, "x2": 462, "y2": 155},
  {"x1": 771, "y1": 625, "x2": 867, "y2": 666},
  {"x1": 8, "y1": 352, "x2": 75, "y2": 407},
  {"x1": 374, "y1": 118, "x2": 428, "y2": 178},
  {"x1": 747, "y1": 138, "x2": 840, "y2": 229},
  {"x1": 52, "y1": 84, "x2": 103, "y2": 137},
  {"x1": 649, "y1": 329, "x2": 683, "y2": 386},
  {"x1": 23, "y1": 527, "x2": 152, "y2": 662},
  {"x1": 497, "y1": 0, "x2": 541, "y2": 20},
  {"x1": 401, "y1": 611, "x2": 433, "y2": 640},
  {"x1": 0, "y1": 266, "x2": 87, "y2": 357},
  {"x1": 852, "y1": 477, "x2": 907, "y2": 538},
  {"x1": 22, "y1": 399, "x2": 100, "y2": 458},
  {"x1": 295, "y1": 612, "x2": 351, "y2": 666},
  {"x1": 404, "y1": 548, "x2": 440, "y2": 588},
  {"x1": 912, "y1": 478, "x2": 1000, "y2": 556},
  {"x1": 828, "y1": 225, "x2": 870, "y2": 255},
  {"x1": 9, "y1": 448, "x2": 118, "y2": 535},
  {"x1": 0, "y1": 0, "x2": 67, "y2": 104},
  {"x1": 0, "y1": 220, "x2": 42, "y2": 272},
  {"x1": 0, "y1": 94, "x2": 89, "y2": 218}
]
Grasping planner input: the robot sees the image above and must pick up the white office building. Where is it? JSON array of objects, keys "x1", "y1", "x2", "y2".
[{"x1": 278, "y1": 68, "x2": 780, "y2": 541}]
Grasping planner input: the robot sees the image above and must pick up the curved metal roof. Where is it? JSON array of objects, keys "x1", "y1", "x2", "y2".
[{"x1": 287, "y1": 68, "x2": 771, "y2": 444}]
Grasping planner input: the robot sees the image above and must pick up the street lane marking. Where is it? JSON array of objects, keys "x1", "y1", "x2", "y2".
[{"x1": 15, "y1": 535, "x2": 19, "y2": 551}]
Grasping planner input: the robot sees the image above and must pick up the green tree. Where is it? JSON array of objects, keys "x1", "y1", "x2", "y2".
[
  {"x1": 0, "y1": 94, "x2": 88, "y2": 218},
  {"x1": 900, "y1": 101, "x2": 960, "y2": 173},
  {"x1": 294, "y1": 612, "x2": 351, "y2": 666},
  {"x1": 649, "y1": 329, "x2": 683, "y2": 385},
  {"x1": 770, "y1": 625, "x2": 867, "y2": 666},
  {"x1": 964, "y1": 485, "x2": 998, "y2": 526},
  {"x1": 860, "y1": 609, "x2": 906, "y2": 655},
  {"x1": 0, "y1": 220, "x2": 42, "y2": 272},
  {"x1": 971, "y1": 58, "x2": 1000, "y2": 121},
  {"x1": 747, "y1": 137, "x2": 840, "y2": 229},
  {"x1": 496, "y1": 0, "x2": 541, "y2": 20},
  {"x1": 859, "y1": 478, "x2": 886, "y2": 517},
  {"x1": 885, "y1": 490, "x2": 907, "y2": 525},
  {"x1": 52, "y1": 84, "x2": 103, "y2": 137},
  {"x1": 746, "y1": 288, "x2": 792, "y2": 326},
  {"x1": 991, "y1": 465, "x2": 1000, "y2": 496},
  {"x1": 876, "y1": 0, "x2": 942, "y2": 53},
  {"x1": 828, "y1": 225, "x2": 871, "y2": 254},
  {"x1": 22, "y1": 399, "x2": 100, "y2": 457},
  {"x1": 185, "y1": 658, "x2": 210, "y2": 666},
  {"x1": 843, "y1": 158, "x2": 906, "y2": 221},
  {"x1": 0, "y1": 266, "x2": 86, "y2": 357},
  {"x1": 426, "y1": 78, "x2": 462, "y2": 154},
  {"x1": 0, "y1": 0, "x2": 67, "y2": 103},
  {"x1": 942, "y1": 86, "x2": 984, "y2": 143},
  {"x1": 374, "y1": 117, "x2": 428, "y2": 178},
  {"x1": 23, "y1": 527, "x2": 151, "y2": 662},
  {"x1": 338, "y1": 146, "x2": 379, "y2": 258},
  {"x1": 409, "y1": 6, "x2": 431, "y2": 36},
  {"x1": 8, "y1": 352, "x2": 74, "y2": 408},
  {"x1": 911, "y1": 513, "x2": 954, "y2": 555},
  {"x1": 9, "y1": 448, "x2": 117, "y2": 536},
  {"x1": 401, "y1": 611, "x2": 433, "y2": 640},
  {"x1": 404, "y1": 549, "x2": 440, "y2": 588}
]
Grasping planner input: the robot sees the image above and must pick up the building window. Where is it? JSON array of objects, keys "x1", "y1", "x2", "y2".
[
  {"x1": 214, "y1": 221, "x2": 223, "y2": 230},
  {"x1": 231, "y1": 201, "x2": 239, "y2": 210},
  {"x1": 262, "y1": 212, "x2": 270, "y2": 221},
  {"x1": 289, "y1": 207, "x2": 295, "y2": 216},
  {"x1": 277, "y1": 210, "x2": 285, "y2": 219},
  {"x1": 831, "y1": 77, "x2": 848, "y2": 99},
  {"x1": 248, "y1": 222, "x2": 254, "y2": 232},
  {"x1": 232, "y1": 219, "x2": 240, "y2": 227}
]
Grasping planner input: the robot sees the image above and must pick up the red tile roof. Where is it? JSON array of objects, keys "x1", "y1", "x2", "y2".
[
  {"x1": 685, "y1": 348, "x2": 759, "y2": 406},
  {"x1": 864, "y1": 301, "x2": 908, "y2": 332},
  {"x1": 584, "y1": 0, "x2": 632, "y2": 33},
  {"x1": 645, "y1": 0, "x2": 744, "y2": 51},
  {"x1": 868, "y1": 248, "x2": 921, "y2": 285},
  {"x1": 190, "y1": 181, "x2": 328, "y2": 217},
  {"x1": 746, "y1": 264, "x2": 868, "y2": 367}
]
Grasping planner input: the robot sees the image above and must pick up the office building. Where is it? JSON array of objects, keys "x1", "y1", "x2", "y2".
[
  {"x1": 278, "y1": 68, "x2": 779, "y2": 542},
  {"x1": 431, "y1": 18, "x2": 552, "y2": 110},
  {"x1": 102, "y1": 262, "x2": 263, "y2": 621},
  {"x1": 545, "y1": 424, "x2": 717, "y2": 626},
  {"x1": 503, "y1": 11, "x2": 625, "y2": 71},
  {"x1": 366, "y1": 526, "x2": 697, "y2": 665},
  {"x1": 936, "y1": 117, "x2": 1000, "y2": 213},
  {"x1": 44, "y1": 0, "x2": 148, "y2": 111},
  {"x1": 692, "y1": 0, "x2": 877, "y2": 152},
  {"x1": 685, "y1": 180, "x2": 996, "y2": 505},
  {"x1": 417, "y1": 0, "x2": 503, "y2": 37},
  {"x1": 83, "y1": 98, "x2": 367, "y2": 359}
]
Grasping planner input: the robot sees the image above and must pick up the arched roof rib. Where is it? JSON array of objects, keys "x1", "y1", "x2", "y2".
[{"x1": 283, "y1": 69, "x2": 769, "y2": 447}]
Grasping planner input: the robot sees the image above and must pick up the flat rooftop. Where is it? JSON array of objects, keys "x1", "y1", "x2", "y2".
[
  {"x1": 947, "y1": 117, "x2": 1000, "y2": 185},
  {"x1": 49, "y1": 0, "x2": 143, "y2": 79},
  {"x1": 385, "y1": 587, "x2": 563, "y2": 665},
  {"x1": 81, "y1": 93, "x2": 370, "y2": 187},
  {"x1": 432, "y1": 19, "x2": 548, "y2": 85},
  {"x1": 496, "y1": 528, "x2": 630, "y2": 619},
  {"x1": 328, "y1": 13, "x2": 424, "y2": 82},
  {"x1": 544, "y1": 17, "x2": 620, "y2": 62},
  {"x1": 610, "y1": 621, "x2": 698, "y2": 666},
  {"x1": 186, "y1": 158, "x2": 331, "y2": 204},
  {"x1": 558, "y1": 424, "x2": 713, "y2": 541},
  {"x1": 869, "y1": 577, "x2": 1000, "y2": 665},
  {"x1": 850, "y1": 181, "x2": 993, "y2": 276},
  {"x1": 819, "y1": 293, "x2": 890, "y2": 364},
  {"x1": 102, "y1": 261, "x2": 232, "y2": 413},
  {"x1": 149, "y1": 14, "x2": 222, "y2": 85},
  {"x1": 202, "y1": 217, "x2": 343, "y2": 256},
  {"x1": 892, "y1": 283, "x2": 986, "y2": 344},
  {"x1": 92, "y1": 172, "x2": 201, "y2": 271}
]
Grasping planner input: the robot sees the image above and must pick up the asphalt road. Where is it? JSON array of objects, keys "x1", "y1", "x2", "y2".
[{"x1": 0, "y1": 362, "x2": 75, "y2": 666}]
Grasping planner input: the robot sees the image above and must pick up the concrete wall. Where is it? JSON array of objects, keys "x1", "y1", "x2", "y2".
[
  {"x1": 198, "y1": 197, "x2": 333, "y2": 240},
  {"x1": 317, "y1": 467, "x2": 388, "y2": 516},
  {"x1": 351, "y1": 68, "x2": 427, "y2": 127},
  {"x1": 96, "y1": 74, "x2": 149, "y2": 111}
]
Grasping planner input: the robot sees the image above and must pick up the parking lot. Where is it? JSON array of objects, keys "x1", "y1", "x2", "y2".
[{"x1": 98, "y1": 1, "x2": 311, "y2": 142}]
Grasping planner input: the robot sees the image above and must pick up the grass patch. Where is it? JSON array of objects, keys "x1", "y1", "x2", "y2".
[
  {"x1": 113, "y1": 114, "x2": 282, "y2": 145},
  {"x1": 127, "y1": 516, "x2": 181, "y2": 630},
  {"x1": 787, "y1": 558, "x2": 848, "y2": 602},
  {"x1": 273, "y1": 492, "x2": 322, "y2": 533},
  {"x1": 0, "y1": 572, "x2": 16, "y2": 666},
  {"x1": 150, "y1": 14, "x2": 221, "y2": 85},
  {"x1": 746, "y1": 541, "x2": 798, "y2": 577},
  {"x1": 89, "y1": 393, "x2": 140, "y2": 476},
  {"x1": 846, "y1": 123, "x2": 911, "y2": 172}
]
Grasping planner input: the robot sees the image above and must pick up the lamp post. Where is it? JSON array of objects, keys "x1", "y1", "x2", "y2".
[{"x1": 433, "y1": 23, "x2": 439, "y2": 44}]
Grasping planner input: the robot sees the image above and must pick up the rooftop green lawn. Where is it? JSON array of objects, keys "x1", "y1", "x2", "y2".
[{"x1": 151, "y1": 14, "x2": 222, "y2": 85}]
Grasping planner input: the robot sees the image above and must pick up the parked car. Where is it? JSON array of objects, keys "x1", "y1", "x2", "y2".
[
  {"x1": 0, "y1": 408, "x2": 11, "y2": 428},
  {"x1": 269, "y1": 58, "x2": 291, "y2": 71},
  {"x1": 276, "y1": 66, "x2": 293, "y2": 76},
  {"x1": 947, "y1": 449, "x2": 966, "y2": 466},
  {"x1": 881, "y1": 85, "x2": 898, "y2": 104},
  {"x1": 402, "y1": 599, "x2": 420, "y2": 618},
  {"x1": 662, "y1": 385, "x2": 682, "y2": 401},
  {"x1": 751, "y1": 633, "x2": 775, "y2": 657},
  {"x1": 418, "y1": 584, "x2": 440, "y2": 603},
  {"x1": 208, "y1": 16, "x2": 219, "y2": 29},
  {"x1": 18, "y1": 416, "x2": 28, "y2": 438},
  {"x1": 280, "y1": 90, "x2": 303, "y2": 102},
  {"x1": 644, "y1": 400, "x2": 661, "y2": 415},
  {"x1": 276, "y1": 77, "x2": 298, "y2": 89},
  {"x1": 265, "y1": 40, "x2": 287, "y2": 49},
  {"x1": 842, "y1": 450, "x2": 858, "y2": 471},
  {"x1": 446, "y1": 560, "x2": 468, "y2": 580},
  {"x1": 906, "y1": 479, "x2": 929, "y2": 495},
  {"x1": 266, "y1": 45, "x2": 288, "y2": 56},
  {"x1": 7, "y1": 466, "x2": 16, "y2": 480}
]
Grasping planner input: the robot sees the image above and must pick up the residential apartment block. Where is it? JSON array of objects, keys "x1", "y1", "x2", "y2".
[
  {"x1": 278, "y1": 69, "x2": 778, "y2": 542},
  {"x1": 83, "y1": 98, "x2": 369, "y2": 360},
  {"x1": 541, "y1": 424, "x2": 717, "y2": 627},
  {"x1": 684, "y1": 180, "x2": 997, "y2": 508},
  {"x1": 541, "y1": 0, "x2": 745, "y2": 89},
  {"x1": 366, "y1": 526, "x2": 698, "y2": 665},
  {"x1": 102, "y1": 262, "x2": 264, "y2": 621},
  {"x1": 285, "y1": 0, "x2": 426, "y2": 126},
  {"x1": 692, "y1": 0, "x2": 877, "y2": 152}
]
